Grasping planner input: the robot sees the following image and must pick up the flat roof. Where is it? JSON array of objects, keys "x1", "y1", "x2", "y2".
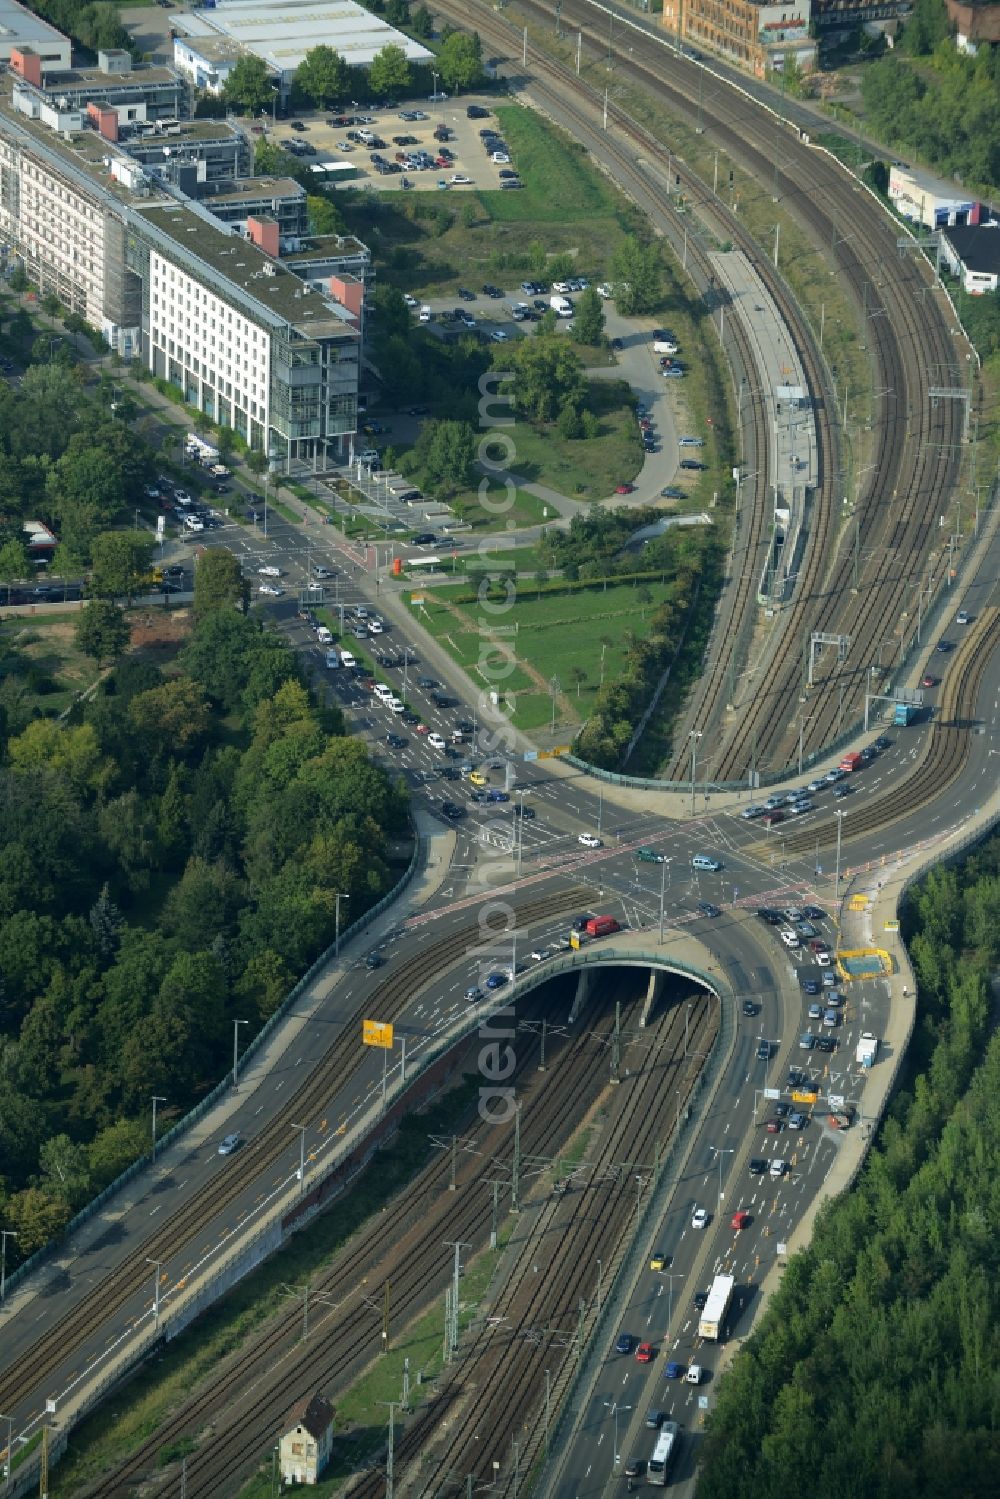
[
  {"x1": 172, "y1": 0, "x2": 433, "y2": 74},
  {"x1": 0, "y1": 0, "x2": 68, "y2": 51},
  {"x1": 37, "y1": 64, "x2": 181, "y2": 91},
  {"x1": 137, "y1": 201, "x2": 359, "y2": 338},
  {"x1": 206, "y1": 176, "x2": 305, "y2": 203}
]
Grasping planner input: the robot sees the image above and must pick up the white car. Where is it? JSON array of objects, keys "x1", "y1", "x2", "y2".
[
  {"x1": 367, "y1": 620, "x2": 384, "y2": 634},
  {"x1": 956, "y1": 609, "x2": 970, "y2": 625},
  {"x1": 578, "y1": 833, "x2": 602, "y2": 848},
  {"x1": 427, "y1": 731, "x2": 447, "y2": 750},
  {"x1": 403, "y1": 294, "x2": 418, "y2": 307},
  {"x1": 551, "y1": 280, "x2": 571, "y2": 294},
  {"x1": 450, "y1": 173, "x2": 473, "y2": 185},
  {"x1": 529, "y1": 948, "x2": 552, "y2": 962},
  {"x1": 490, "y1": 151, "x2": 511, "y2": 164},
  {"x1": 257, "y1": 564, "x2": 281, "y2": 577},
  {"x1": 388, "y1": 698, "x2": 405, "y2": 714},
  {"x1": 691, "y1": 1207, "x2": 708, "y2": 1230},
  {"x1": 490, "y1": 330, "x2": 509, "y2": 342},
  {"x1": 258, "y1": 583, "x2": 283, "y2": 597},
  {"x1": 418, "y1": 306, "x2": 432, "y2": 323},
  {"x1": 678, "y1": 436, "x2": 704, "y2": 447},
  {"x1": 597, "y1": 282, "x2": 613, "y2": 299},
  {"x1": 183, "y1": 515, "x2": 204, "y2": 532}
]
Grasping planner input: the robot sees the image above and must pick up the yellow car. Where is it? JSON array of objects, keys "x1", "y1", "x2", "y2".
[
  {"x1": 469, "y1": 770, "x2": 488, "y2": 787},
  {"x1": 650, "y1": 1251, "x2": 668, "y2": 1272}
]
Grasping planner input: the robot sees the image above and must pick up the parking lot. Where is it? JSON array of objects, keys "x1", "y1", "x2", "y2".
[{"x1": 262, "y1": 96, "x2": 515, "y2": 193}]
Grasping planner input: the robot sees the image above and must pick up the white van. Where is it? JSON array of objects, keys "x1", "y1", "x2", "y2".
[
  {"x1": 316, "y1": 626, "x2": 333, "y2": 645},
  {"x1": 691, "y1": 854, "x2": 722, "y2": 872},
  {"x1": 339, "y1": 649, "x2": 357, "y2": 669},
  {"x1": 374, "y1": 682, "x2": 393, "y2": 701},
  {"x1": 685, "y1": 1364, "x2": 702, "y2": 1385},
  {"x1": 549, "y1": 295, "x2": 573, "y2": 317},
  {"x1": 779, "y1": 928, "x2": 800, "y2": 949}
]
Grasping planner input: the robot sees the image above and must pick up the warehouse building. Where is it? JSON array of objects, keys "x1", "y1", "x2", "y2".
[{"x1": 171, "y1": 0, "x2": 434, "y2": 101}]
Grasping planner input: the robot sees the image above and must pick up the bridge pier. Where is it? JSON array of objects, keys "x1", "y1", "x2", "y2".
[
  {"x1": 568, "y1": 967, "x2": 591, "y2": 1024},
  {"x1": 640, "y1": 969, "x2": 664, "y2": 1027}
]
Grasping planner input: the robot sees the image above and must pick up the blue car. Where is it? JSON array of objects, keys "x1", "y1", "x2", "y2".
[
  {"x1": 665, "y1": 1360, "x2": 685, "y2": 1379},
  {"x1": 486, "y1": 789, "x2": 510, "y2": 802},
  {"x1": 615, "y1": 1332, "x2": 636, "y2": 1355},
  {"x1": 801, "y1": 978, "x2": 820, "y2": 995},
  {"x1": 485, "y1": 971, "x2": 508, "y2": 990}
]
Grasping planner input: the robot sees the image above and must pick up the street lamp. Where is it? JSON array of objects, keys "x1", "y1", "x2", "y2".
[
  {"x1": 834, "y1": 809, "x2": 846, "y2": 899},
  {"x1": 146, "y1": 1257, "x2": 163, "y2": 1332},
  {"x1": 335, "y1": 892, "x2": 349, "y2": 959},
  {"x1": 232, "y1": 1018, "x2": 248, "y2": 1089},
  {"x1": 290, "y1": 1122, "x2": 307, "y2": 1191},
  {"x1": 689, "y1": 729, "x2": 703, "y2": 817},
  {"x1": 1, "y1": 1410, "x2": 14, "y2": 1487},
  {"x1": 657, "y1": 857, "x2": 672, "y2": 944},
  {"x1": 709, "y1": 1145, "x2": 735, "y2": 1203},
  {"x1": 596, "y1": 1257, "x2": 603, "y2": 1313},
  {"x1": 0, "y1": 1231, "x2": 17, "y2": 1304},
  {"x1": 603, "y1": 1401, "x2": 632, "y2": 1468},
  {"x1": 655, "y1": 1268, "x2": 683, "y2": 1334},
  {"x1": 151, "y1": 1095, "x2": 166, "y2": 1163}
]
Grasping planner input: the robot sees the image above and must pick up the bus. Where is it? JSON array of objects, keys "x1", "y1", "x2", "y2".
[{"x1": 647, "y1": 1420, "x2": 679, "y2": 1485}]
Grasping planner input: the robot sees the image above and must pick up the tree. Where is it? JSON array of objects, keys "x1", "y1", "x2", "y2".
[
  {"x1": 410, "y1": 5, "x2": 433, "y2": 38},
  {"x1": 128, "y1": 680, "x2": 211, "y2": 753},
  {"x1": 369, "y1": 44, "x2": 412, "y2": 99},
  {"x1": 507, "y1": 338, "x2": 586, "y2": 424},
  {"x1": 8, "y1": 263, "x2": 29, "y2": 293},
  {"x1": 307, "y1": 193, "x2": 344, "y2": 237},
  {"x1": 5, "y1": 1187, "x2": 71, "y2": 1254},
  {"x1": 254, "y1": 137, "x2": 296, "y2": 177},
  {"x1": 437, "y1": 31, "x2": 483, "y2": 92},
  {"x1": 193, "y1": 547, "x2": 250, "y2": 616},
  {"x1": 89, "y1": 531, "x2": 152, "y2": 602},
  {"x1": 572, "y1": 286, "x2": 605, "y2": 346},
  {"x1": 74, "y1": 600, "x2": 131, "y2": 667},
  {"x1": 88, "y1": 1117, "x2": 149, "y2": 1190},
  {"x1": 37, "y1": 1133, "x2": 91, "y2": 1209},
  {"x1": 223, "y1": 56, "x2": 276, "y2": 114},
  {"x1": 569, "y1": 665, "x2": 588, "y2": 697},
  {"x1": 612, "y1": 236, "x2": 662, "y2": 315},
  {"x1": 409, "y1": 420, "x2": 478, "y2": 496},
  {"x1": 294, "y1": 46, "x2": 351, "y2": 108},
  {"x1": 0, "y1": 538, "x2": 30, "y2": 602}
]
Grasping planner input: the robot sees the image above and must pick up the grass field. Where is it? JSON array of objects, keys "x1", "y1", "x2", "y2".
[
  {"x1": 0, "y1": 614, "x2": 101, "y2": 724},
  {"x1": 414, "y1": 578, "x2": 676, "y2": 733},
  {"x1": 336, "y1": 106, "x2": 643, "y2": 301},
  {"x1": 488, "y1": 383, "x2": 643, "y2": 500}
]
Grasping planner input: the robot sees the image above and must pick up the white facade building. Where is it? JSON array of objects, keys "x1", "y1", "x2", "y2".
[
  {"x1": 148, "y1": 249, "x2": 272, "y2": 435},
  {"x1": 0, "y1": 0, "x2": 71, "y2": 73},
  {"x1": 172, "y1": 0, "x2": 433, "y2": 100}
]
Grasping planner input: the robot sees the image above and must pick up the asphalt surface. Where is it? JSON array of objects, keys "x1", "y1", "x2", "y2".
[{"x1": 3, "y1": 486, "x2": 997, "y2": 1462}]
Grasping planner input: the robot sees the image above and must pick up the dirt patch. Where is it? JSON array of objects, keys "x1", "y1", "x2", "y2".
[{"x1": 129, "y1": 606, "x2": 193, "y2": 663}]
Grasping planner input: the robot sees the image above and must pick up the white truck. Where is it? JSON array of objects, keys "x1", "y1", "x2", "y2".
[
  {"x1": 698, "y1": 1273, "x2": 735, "y2": 1341},
  {"x1": 186, "y1": 432, "x2": 220, "y2": 466},
  {"x1": 549, "y1": 294, "x2": 573, "y2": 317},
  {"x1": 856, "y1": 1033, "x2": 879, "y2": 1069}
]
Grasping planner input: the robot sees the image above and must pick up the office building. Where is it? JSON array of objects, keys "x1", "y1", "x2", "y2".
[{"x1": 171, "y1": 0, "x2": 433, "y2": 101}]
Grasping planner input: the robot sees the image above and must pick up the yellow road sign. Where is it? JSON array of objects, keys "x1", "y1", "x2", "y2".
[
  {"x1": 792, "y1": 1089, "x2": 818, "y2": 1104},
  {"x1": 883, "y1": 920, "x2": 899, "y2": 932},
  {"x1": 363, "y1": 1019, "x2": 394, "y2": 1049}
]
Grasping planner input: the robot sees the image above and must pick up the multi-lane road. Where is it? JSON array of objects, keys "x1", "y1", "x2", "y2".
[{"x1": 2, "y1": 479, "x2": 997, "y2": 1495}]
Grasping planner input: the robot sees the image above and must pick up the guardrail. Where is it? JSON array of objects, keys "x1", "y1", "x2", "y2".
[{"x1": 3, "y1": 834, "x2": 421, "y2": 1299}]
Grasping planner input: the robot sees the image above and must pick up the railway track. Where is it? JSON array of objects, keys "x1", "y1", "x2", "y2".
[
  {"x1": 0, "y1": 884, "x2": 592, "y2": 1426},
  {"x1": 94, "y1": 975, "x2": 712, "y2": 1497},
  {"x1": 775, "y1": 607, "x2": 1000, "y2": 853},
  {"x1": 452, "y1": 0, "x2": 966, "y2": 779},
  {"x1": 364, "y1": 989, "x2": 719, "y2": 1496}
]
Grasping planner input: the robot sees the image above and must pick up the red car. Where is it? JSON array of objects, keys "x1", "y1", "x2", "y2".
[
  {"x1": 615, "y1": 483, "x2": 636, "y2": 494},
  {"x1": 761, "y1": 811, "x2": 784, "y2": 827},
  {"x1": 921, "y1": 674, "x2": 939, "y2": 688},
  {"x1": 635, "y1": 1342, "x2": 654, "y2": 1363},
  {"x1": 415, "y1": 722, "x2": 430, "y2": 735},
  {"x1": 731, "y1": 1210, "x2": 752, "y2": 1231},
  {"x1": 766, "y1": 1119, "x2": 782, "y2": 1133}
]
